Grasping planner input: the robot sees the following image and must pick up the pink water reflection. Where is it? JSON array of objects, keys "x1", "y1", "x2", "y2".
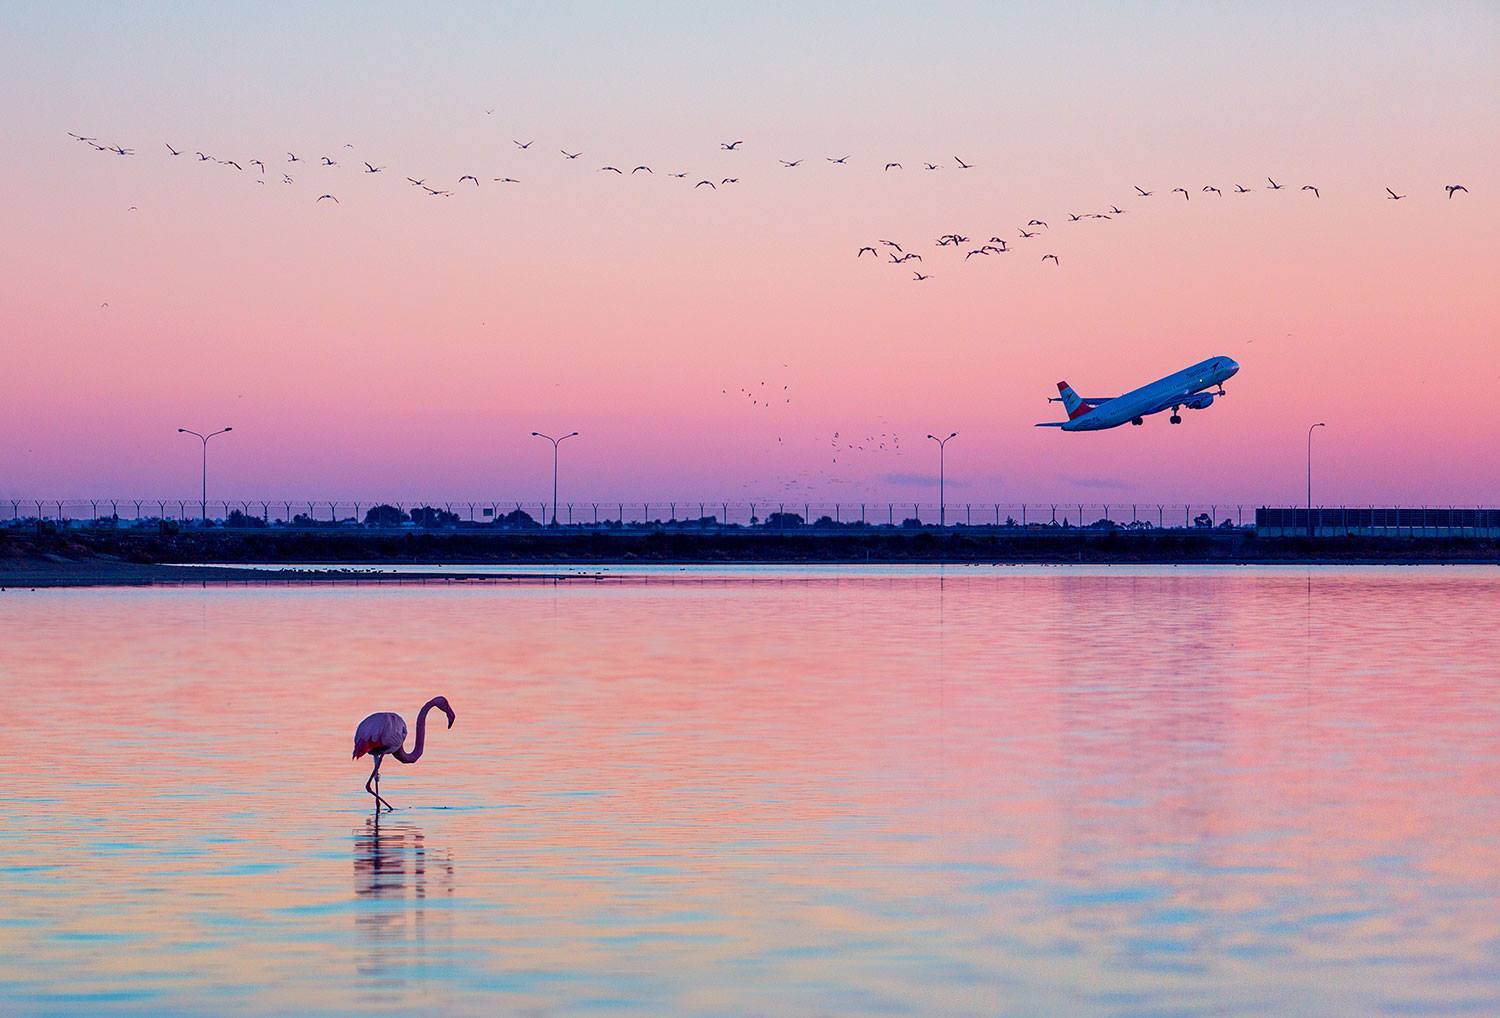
[{"x1": 1, "y1": 568, "x2": 1497, "y2": 1013}]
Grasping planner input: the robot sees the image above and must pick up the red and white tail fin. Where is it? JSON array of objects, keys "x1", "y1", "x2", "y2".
[{"x1": 1057, "y1": 381, "x2": 1090, "y2": 419}]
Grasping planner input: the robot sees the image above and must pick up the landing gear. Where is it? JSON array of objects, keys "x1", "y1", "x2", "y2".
[
  {"x1": 1169, "y1": 409, "x2": 1182, "y2": 424},
  {"x1": 1131, "y1": 417, "x2": 1144, "y2": 426}
]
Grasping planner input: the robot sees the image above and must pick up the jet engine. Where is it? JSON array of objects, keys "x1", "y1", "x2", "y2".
[{"x1": 1183, "y1": 392, "x2": 1215, "y2": 410}]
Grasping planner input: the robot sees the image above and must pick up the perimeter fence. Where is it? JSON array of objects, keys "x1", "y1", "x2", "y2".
[{"x1": 3, "y1": 499, "x2": 1498, "y2": 535}]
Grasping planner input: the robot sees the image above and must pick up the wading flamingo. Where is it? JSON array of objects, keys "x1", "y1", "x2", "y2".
[{"x1": 352, "y1": 696, "x2": 456, "y2": 812}]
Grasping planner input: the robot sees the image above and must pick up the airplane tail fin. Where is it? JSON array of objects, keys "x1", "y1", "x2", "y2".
[{"x1": 1057, "y1": 382, "x2": 1090, "y2": 420}]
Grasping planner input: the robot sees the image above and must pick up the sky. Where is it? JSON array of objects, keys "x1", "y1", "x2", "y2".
[{"x1": 2, "y1": 1, "x2": 1496, "y2": 507}]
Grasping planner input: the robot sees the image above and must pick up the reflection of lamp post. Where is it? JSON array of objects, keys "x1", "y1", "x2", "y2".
[
  {"x1": 531, "y1": 431, "x2": 578, "y2": 526},
  {"x1": 1307, "y1": 422, "x2": 1326, "y2": 537},
  {"x1": 926, "y1": 432, "x2": 958, "y2": 526},
  {"x1": 177, "y1": 427, "x2": 233, "y2": 524}
]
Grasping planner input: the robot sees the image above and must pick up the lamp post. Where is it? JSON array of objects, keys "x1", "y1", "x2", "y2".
[
  {"x1": 177, "y1": 427, "x2": 232, "y2": 524},
  {"x1": 926, "y1": 431, "x2": 958, "y2": 526},
  {"x1": 531, "y1": 431, "x2": 578, "y2": 526},
  {"x1": 1307, "y1": 422, "x2": 1326, "y2": 538}
]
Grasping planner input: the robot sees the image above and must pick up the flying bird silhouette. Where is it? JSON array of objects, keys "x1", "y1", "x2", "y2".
[
  {"x1": 779, "y1": 159, "x2": 803, "y2": 167},
  {"x1": 720, "y1": 177, "x2": 738, "y2": 184},
  {"x1": 165, "y1": 143, "x2": 181, "y2": 156},
  {"x1": 954, "y1": 156, "x2": 973, "y2": 169},
  {"x1": 1385, "y1": 187, "x2": 1406, "y2": 200},
  {"x1": 721, "y1": 140, "x2": 744, "y2": 150},
  {"x1": 316, "y1": 194, "x2": 339, "y2": 203},
  {"x1": 352, "y1": 696, "x2": 455, "y2": 813},
  {"x1": 912, "y1": 272, "x2": 931, "y2": 281},
  {"x1": 1203, "y1": 186, "x2": 1222, "y2": 197},
  {"x1": 632, "y1": 165, "x2": 652, "y2": 174},
  {"x1": 1135, "y1": 186, "x2": 1153, "y2": 196},
  {"x1": 1267, "y1": 177, "x2": 1284, "y2": 190},
  {"x1": 1172, "y1": 187, "x2": 1189, "y2": 200},
  {"x1": 1445, "y1": 184, "x2": 1468, "y2": 199},
  {"x1": 827, "y1": 155, "x2": 850, "y2": 164},
  {"x1": 514, "y1": 140, "x2": 534, "y2": 150},
  {"x1": 1027, "y1": 219, "x2": 1048, "y2": 228},
  {"x1": 1302, "y1": 185, "x2": 1320, "y2": 198},
  {"x1": 320, "y1": 156, "x2": 337, "y2": 166},
  {"x1": 493, "y1": 176, "x2": 519, "y2": 183},
  {"x1": 561, "y1": 150, "x2": 581, "y2": 159},
  {"x1": 287, "y1": 152, "x2": 301, "y2": 162},
  {"x1": 459, "y1": 175, "x2": 479, "y2": 186},
  {"x1": 884, "y1": 162, "x2": 902, "y2": 171},
  {"x1": 364, "y1": 162, "x2": 383, "y2": 173},
  {"x1": 694, "y1": 179, "x2": 716, "y2": 189},
  {"x1": 1234, "y1": 184, "x2": 1251, "y2": 193},
  {"x1": 1042, "y1": 254, "x2": 1060, "y2": 264},
  {"x1": 600, "y1": 166, "x2": 623, "y2": 173},
  {"x1": 857, "y1": 246, "x2": 877, "y2": 257}
]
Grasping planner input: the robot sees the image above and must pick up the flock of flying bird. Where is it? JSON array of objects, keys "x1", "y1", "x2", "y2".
[
  {"x1": 857, "y1": 177, "x2": 1473, "y2": 282},
  {"x1": 68, "y1": 129, "x2": 1472, "y2": 286}
]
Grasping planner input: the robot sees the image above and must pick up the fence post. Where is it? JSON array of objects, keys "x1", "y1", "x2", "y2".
[{"x1": 888, "y1": 503, "x2": 893, "y2": 525}]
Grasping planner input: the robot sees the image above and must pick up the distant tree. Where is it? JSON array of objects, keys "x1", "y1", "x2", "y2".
[
  {"x1": 410, "y1": 505, "x2": 460, "y2": 528},
  {"x1": 364, "y1": 504, "x2": 409, "y2": 527},
  {"x1": 291, "y1": 513, "x2": 316, "y2": 526},
  {"x1": 765, "y1": 512, "x2": 804, "y2": 528},
  {"x1": 1005, "y1": 516, "x2": 1018, "y2": 527},
  {"x1": 497, "y1": 508, "x2": 538, "y2": 529},
  {"x1": 1217, "y1": 518, "x2": 1235, "y2": 529},
  {"x1": 900, "y1": 517, "x2": 923, "y2": 529},
  {"x1": 1193, "y1": 512, "x2": 1214, "y2": 528},
  {"x1": 812, "y1": 515, "x2": 840, "y2": 529},
  {"x1": 224, "y1": 509, "x2": 266, "y2": 528}
]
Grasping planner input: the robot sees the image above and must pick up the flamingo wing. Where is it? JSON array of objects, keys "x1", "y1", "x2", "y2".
[{"x1": 353, "y1": 712, "x2": 407, "y2": 759}]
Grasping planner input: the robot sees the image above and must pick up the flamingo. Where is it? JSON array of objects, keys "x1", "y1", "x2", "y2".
[{"x1": 352, "y1": 696, "x2": 456, "y2": 812}]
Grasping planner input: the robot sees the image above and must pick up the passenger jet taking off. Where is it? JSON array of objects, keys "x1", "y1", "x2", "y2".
[{"x1": 1035, "y1": 356, "x2": 1240, "y2": 431}]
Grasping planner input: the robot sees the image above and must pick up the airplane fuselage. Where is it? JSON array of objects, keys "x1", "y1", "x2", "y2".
[{"x1": 1054, "y1": 356, "x2": 1239, "y2": 431}]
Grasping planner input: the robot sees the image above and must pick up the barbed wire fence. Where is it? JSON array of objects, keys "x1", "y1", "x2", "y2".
[{"x1": 2, "y1": 498, "x2": 1497, "y2": 534}]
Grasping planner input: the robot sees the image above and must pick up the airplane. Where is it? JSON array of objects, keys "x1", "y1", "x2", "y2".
[{"x1": 1035, "y1": 355, "x2": 1239, "y2": 431}]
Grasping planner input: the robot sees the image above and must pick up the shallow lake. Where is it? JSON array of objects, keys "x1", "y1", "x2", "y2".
[{"x1": 2, "y1": 567, "x2": 1498, "y2": 1015}]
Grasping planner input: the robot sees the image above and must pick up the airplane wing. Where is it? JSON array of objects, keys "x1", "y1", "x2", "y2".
[
  {"x1": 1033, "y1": 422, "x2": 1066, "y2": 427},
  {"x1": 1047, "y1": 396, "x2": 1114, "y2": 406}
]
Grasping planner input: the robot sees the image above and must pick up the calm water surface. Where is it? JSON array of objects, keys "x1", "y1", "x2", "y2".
[{"x1": 1, "y1": 567, "x2": 1497, "y2": 1015}]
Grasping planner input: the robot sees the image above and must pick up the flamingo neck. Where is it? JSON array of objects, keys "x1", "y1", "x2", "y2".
[{"x1": 394, "y1": 698, "x2": 442, "y2": 763}]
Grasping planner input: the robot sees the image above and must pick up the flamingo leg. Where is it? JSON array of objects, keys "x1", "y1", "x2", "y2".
[{"x1": 370, "y1": 755, "x2": 394, "y2": 812}]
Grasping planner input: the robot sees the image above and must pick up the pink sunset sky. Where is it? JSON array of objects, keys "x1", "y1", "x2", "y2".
[{"x1": 2, "y1": 2, "x2": 1496, "y2": 505}]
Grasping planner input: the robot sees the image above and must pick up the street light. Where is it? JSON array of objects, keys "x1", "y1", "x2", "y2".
[
  {"x1": 177, "y1": 427, "x2": 233, "y2": 524},
  {"x1": 1307, "y1": 422, "x2": 1326, "y2": 538},
  {"x1": 926, "y1": 431, "x2": 958, "y2": 526},
  {"x1": 531, "y1": 431, "x2": 578, "y2": 526}
]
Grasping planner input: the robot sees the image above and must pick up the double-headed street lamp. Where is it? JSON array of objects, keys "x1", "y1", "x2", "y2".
[
  {"x1": 1307, "y1": 422, "x2": 1326, "y2": 537},
  {"x1": 177, "y1": 427, "x2": 233, "y2": 524},
  {"x1": 927, "y1": 431, "x2": 958, "y2": 526},
  {"x1": 531, "y1": 431, "x2": 578, "y2": 526}
]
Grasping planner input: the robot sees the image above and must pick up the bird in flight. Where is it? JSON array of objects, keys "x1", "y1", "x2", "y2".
[
  {"x1": 1171, "y1": 187, "x2": 1189, "y2": 200},
  {"x1": 1042, "y1": 254, "x2": 1060, "y2": 264},
  {"x1": 1067, "y1": 212, "x2": 1083, "y2": 222},
  {"x1": 893, "y1": 252, "x2": 923, "y2": 263},
  {"x1": 1019, "y1": 229, "x2": 1038, "y2": 238},
  {"x1": 320, "y1": 156, "x2": 337, "y2": 166},
  {"x1": 720, "y1": 177, "x2": 738, "y2": 185},
  {"x1": 316, "y1": 194, "x2": 339, "y2": 203},
  {"x1": 561, "y1": 150, "x2": 581, "y2": 159},
  {"x1": 1134, "y1": 186, "x2": 1153, "y2": 197},
  {"x1": 779, "y1": 159, "x2": 803, "y2": 167},
  {"x1": 249, "y1": 158, "x2": 265, "y2": 173},
  {"x1": 879, "y1": 240, "x2": 902, "y2": 251},
  {"x1": 1302, "y1": 185, "x2": 1320, "y2": 198},
  {"x1": 600, "y1": 166, "x2": 623, "y2": 173},
  {"x1": 493, "y1": 176, "x2": 519, "y2": 183},
  {"x1": 1267, "y1": 177, "x2": 1284, "y2": 190},
  {"x1": 1445, "y1": 184, "x2": 1468, "y2": 199},
  {"x1": 695, "y1": 179, "x2": 716, "y2": 189},
  {"x1": 165, "y1": 142, "x2": 181, "y2": 156},
  {"x1": 1233, "y1": 184, "x2": 1252, "y2": 193},
  {"x1": 964, "y1": 249, "x2": 990, "y2": 260},
  {"x1": 721, "y1": 140, "x2": 744, "y2": 150},
  {"x1": 668, "y1": 171, "x2": 687, "y2": 178},
  {"x1": 223, "y1": 159, "x2": 243, "y2": 170},
  {"x1": 282, "y1": 173, "x2": 294, "y2": 184},
  {"x1": 514, "y1": 140, "x2": 534, "y2": 150},
  {"x1": 912, "y1": 272, "x2": 931, "y2": 281},
  {"x1": 924, "y1": 162, "x2": 941, "y2": 171},
  {"x1": 1108, "y1": 206, "x2": 1125, "y2": 215},
  {"x1": 954, "y1": 156, "x2": 973, "y2": 169},
  {"x1": 1027, "y1": 219, "x2": 1048, "y2": 228},
  {"x1": 632, "y1": 165, "x2": 652, "y2": 174},
  {"x1": 459, "y1": 174, "x2": 479, "y2": 186},
  {"x1": 1203, "y1": 186, "x2": 1222, "y2": 197},
  {"x1": 110, "y1": 145, "x2": 134, "y2": 156},
  {"x1": 406, "y1": 177, "x2": 425, "y2": 187},
  {"x1": 364, "y1": 162, "x2": 383, "y2": 173},
  {"x1": 287, "y1": 152, "x2": 301, "y2": 162},
  {"x1": 827, "y1": 155, "x2": 850, "y2": 164},
  {"x1": 884, "y1": 162, "x2": 902, "y2": 171},
  {"x1": 857, "y1": 246, "x2": 877, "y2": 257},
  {"x1": 1385, "y1": 187, "x2": 1406, "y2": 200}
]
